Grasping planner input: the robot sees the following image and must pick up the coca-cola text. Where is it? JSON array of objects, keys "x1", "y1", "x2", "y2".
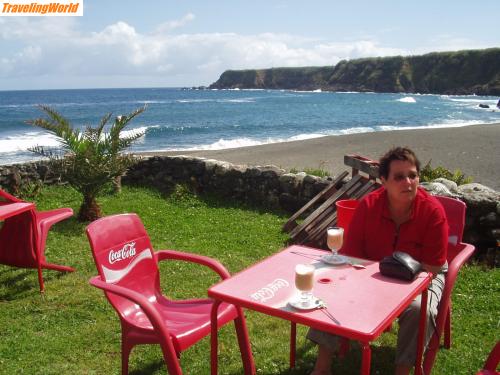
[{"x1": 108, "y1": 242, "x2": 137, "y2": 264}]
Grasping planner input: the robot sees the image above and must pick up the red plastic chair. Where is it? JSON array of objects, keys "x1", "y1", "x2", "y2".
[
  {"x1": 423, "y1": 195, "x2": 475, "y2": 374},
  {"x1": 0, "y1": 188, "x2": 74, "y2": 292},
  {"x1": 86, "y1": 213, "x2": 254, "y2": 375},
  {"x1": 476, "y1": 341, "x2": 500, "y2": 375}
]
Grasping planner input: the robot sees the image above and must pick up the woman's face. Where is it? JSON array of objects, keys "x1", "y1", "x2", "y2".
[{"x1": 381, "y1": 160, "x2": 419, "y2": 206}]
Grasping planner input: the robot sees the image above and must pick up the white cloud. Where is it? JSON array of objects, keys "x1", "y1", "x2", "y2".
[
  {"x1": 154, "y1": 13, "x2": 195, "y2": 34},
  {"x1": 0, "y1": 17, "x2": 77, "y2": 40},
  {"x1": 413, "y1": 34, "x2": 493, "y2": 54},
  {"x1": 0, "y1": 14, "x2": 494, "y2": 89}
]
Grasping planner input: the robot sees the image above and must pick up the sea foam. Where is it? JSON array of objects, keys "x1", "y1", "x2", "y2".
[
  {"x1": 397, "y1": 97, "x2": 416, "y2": 103},
  {"x1": 0, "y1": 132, "x2": 60, "y2": 153}
]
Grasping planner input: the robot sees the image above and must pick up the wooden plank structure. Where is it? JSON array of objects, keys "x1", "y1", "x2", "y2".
[{"x1": 283, "y1": 154, "x2": 382, "y2": 248}]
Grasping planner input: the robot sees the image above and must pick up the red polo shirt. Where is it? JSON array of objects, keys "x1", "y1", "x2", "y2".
[{"x1": 341, "y1": 187, "x2": 448, "y2": 266}]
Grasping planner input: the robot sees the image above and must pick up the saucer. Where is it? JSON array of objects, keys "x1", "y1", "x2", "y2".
[
  {"x1": 289, "y1": 297, "x2": 322, "y2": 310},
  {"x1": 321, "y1": 254, "x2": 348, "y2": 265}
]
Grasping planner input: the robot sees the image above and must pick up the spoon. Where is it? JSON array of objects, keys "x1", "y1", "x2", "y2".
[{"x1": 348, "y1": 261, "x2": 366, "y2": 269}]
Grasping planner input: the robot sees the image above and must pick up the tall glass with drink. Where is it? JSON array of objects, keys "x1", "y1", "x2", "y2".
[
  {"x1": 326, "y1": 226, "x2": 347, "y2": 264},
  {"x1": 294, "y1": 263, "x2": 315, "y2": 308}
]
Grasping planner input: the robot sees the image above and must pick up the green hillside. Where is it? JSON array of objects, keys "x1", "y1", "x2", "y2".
[{"x1": 209, "y1": 48, "x2": 500, "y2": 95}]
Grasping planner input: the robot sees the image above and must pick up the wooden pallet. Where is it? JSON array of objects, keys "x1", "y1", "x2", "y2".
[
  {"x1": 283, "y1": 155, "x2": 381, "y2": 248},
  {"x1": 282, "y1": 170, "x2": 349, "y2": 233}
]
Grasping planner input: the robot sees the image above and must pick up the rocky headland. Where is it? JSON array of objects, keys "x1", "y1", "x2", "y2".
[{"x1": 209, "y1": 48, "x2": 500, "y2": 95}]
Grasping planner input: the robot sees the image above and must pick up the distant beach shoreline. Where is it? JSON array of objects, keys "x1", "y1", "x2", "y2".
[{"x1": 140, "y1": 123, "x2": 500, "y2": 191}]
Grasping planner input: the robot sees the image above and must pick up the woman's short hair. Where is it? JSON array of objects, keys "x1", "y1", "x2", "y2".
[{"x1": 379, "y1": 147, "x2": 420, "y2": 179}]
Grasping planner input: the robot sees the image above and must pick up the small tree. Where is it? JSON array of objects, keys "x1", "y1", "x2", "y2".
[
  {"x1": 27, "y1": 105, "x2": 146, "y2": 221},
  {"x1": 420, "y1": 160, "x2": 473, "y2": 185}
]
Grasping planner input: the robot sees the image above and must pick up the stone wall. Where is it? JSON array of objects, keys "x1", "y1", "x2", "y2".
[
  {"x1": 122, "y1": 156, "x2": 337, "y2": 212},
  {"x1": 0, "y1": 161, "x2": 62, "y2": 194},
  {"x1": 1, "y1": 156, "x2": 498, "y2": 263}
]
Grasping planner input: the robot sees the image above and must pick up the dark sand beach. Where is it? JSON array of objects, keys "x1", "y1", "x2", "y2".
[{"x1": 142, "y1": 124, "x2": 500, "y2": 191}]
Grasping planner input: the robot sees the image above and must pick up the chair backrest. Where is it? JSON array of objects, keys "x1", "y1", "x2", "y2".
[
  {"x1": 86, "y1": 214, "x2": 161, "y2": 312},
  {"x1": 0, "y1": 189, "x2": 36, "y2": 267},
  {"x1": 423, "y1": 195, "x2": 475, "y2": 374},
  {"x1": 435, "y1": 195, "x2": 466, "y2": 252}
]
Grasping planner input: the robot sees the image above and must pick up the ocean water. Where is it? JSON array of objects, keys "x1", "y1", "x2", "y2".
[{"x1": 0, "y1": 87, "x2": 499, "y2": 165}]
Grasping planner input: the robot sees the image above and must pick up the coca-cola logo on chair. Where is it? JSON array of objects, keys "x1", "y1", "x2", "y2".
[
  {"x1": 102, "y1": 240, "x2": 153, "y2": 283},
  {"x1": 108, "y1": 241, "x2": 137, "y2": 264}
]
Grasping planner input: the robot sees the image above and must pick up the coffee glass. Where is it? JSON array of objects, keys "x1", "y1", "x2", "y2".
[
  {"x1": 326, "y1": 226, "x2": 347, "y2": 264},
  {"x1": 294, "y1": 263, "x2": 315, "y2": 307}
]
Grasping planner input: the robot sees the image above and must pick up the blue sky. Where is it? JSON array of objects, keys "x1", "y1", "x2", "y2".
[{"x1": 1, "y1": 0, "x2": 499, "y2": 90}]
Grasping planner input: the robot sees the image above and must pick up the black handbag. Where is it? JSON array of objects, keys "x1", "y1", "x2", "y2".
[{"x1": 379, "y1": 251, "x2": 422, "y2": 281}]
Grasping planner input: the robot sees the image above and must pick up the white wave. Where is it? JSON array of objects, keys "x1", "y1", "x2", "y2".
[
  {"x1": 140, "y1": 118, "x2": 500, "y2": 154},
  {"x1": 186, "y1": 137, "x2": 266, "y2": 150},
  {"x1": 378, "y1": 119, "x2": 498, "y2": 132},
  {"x1": 443, "y1": 97, "x2": 498, "y2": 104},
  {"x1": 0, "y1": 124, "x2": 154, "y2": 154},
  {"x1": 152, "y1": 133, "x2": 330, "y2": 152},
  {"x1": 397, "y1": 96, "x2": 416, "y2": 103},
  {"x1": 338, "y1": 127, "x2": 375, "y2": 135},
  {"x1": 219, "y1": 98, "x2": 256, "y2": 103},
  {"x1": 136, "y1": 100, "x2": 170, "y2": 104},
  {"x1": 0, "y1": 103, "x2": 32, "y2": 108},
  {"x1": 288, "y1": 133, "x2": 327, "y2": 141},
  {"x1": 292, "y1": 89, "x2": 326, "y2": 93},
  {"x1": 176, "y1": 99, "x2": 214, "y2": 103},
  {"x1": 233, "y1": 88, "x2": 264, "y2": 91},
  {"x1": 447, "y1": 98, "x2": 483, "y2": 103},
  {"x1": 0, "y1": 132, "x2": 60, "y2": 153}
]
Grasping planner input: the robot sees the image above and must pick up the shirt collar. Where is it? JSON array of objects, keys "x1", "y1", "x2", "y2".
[{"x1": 380, "y1": 188, "x2": 420, "y2": 221}]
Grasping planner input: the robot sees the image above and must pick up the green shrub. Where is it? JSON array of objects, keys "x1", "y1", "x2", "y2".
[
  {"x1": 289, "y1": 162, "x2": 331, "y2": 178},
  {"x1": 27, "y1": 105, "x2": 146, "y2": 221},
  {"x1": 16, "y1": 180, "x2": 44, "y2": 200},
  {"x1": 420, "y1": 161, "x2": 473, "y2": 185}
]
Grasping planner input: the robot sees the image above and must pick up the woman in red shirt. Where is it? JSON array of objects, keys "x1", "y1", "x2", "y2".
[{"x1": 308, "y1": 147, "x2": 448, "y2": 375}]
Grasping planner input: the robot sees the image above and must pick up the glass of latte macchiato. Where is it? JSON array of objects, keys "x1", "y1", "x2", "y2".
[
  {"x1": 295, "y1": 263, "x2": 315, "y2": 307},
  {"x1": 326, "y1": 226, "x2": 347, "y2": 264}
]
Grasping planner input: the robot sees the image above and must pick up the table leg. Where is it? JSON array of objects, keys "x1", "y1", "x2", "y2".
[
  {"x1": 290, "y1": 322, "x2": 296, "y2": 368},
  {"x1": 360, "y1": 342, "x2": 371, "y2": 375},
  {"x1": 415, "y1": 288, "x2": 428, "y2": 375},
  {"x1": 211, "y1": 301, "x2": 221, "y2": 375},
  {"x1": 30, "y1": 210, "x2": 44, "y2": 293},
  {"x1": 234, "y1": 307, "x2": 256, "y2": 375}
]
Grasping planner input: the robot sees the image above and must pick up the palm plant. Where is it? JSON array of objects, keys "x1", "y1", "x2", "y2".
[{"x1": 27, "y1": 105, "x2": 146, "y2": 221}]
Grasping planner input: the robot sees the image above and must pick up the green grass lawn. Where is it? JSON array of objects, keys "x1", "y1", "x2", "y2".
[{"x1": 0, "y1": 185, "x2": 498, "y2": 374}]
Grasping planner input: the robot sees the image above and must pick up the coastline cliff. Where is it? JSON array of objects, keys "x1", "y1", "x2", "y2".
[{"x1": 209, "y1": 48, "x2": 500, "y2": 95}]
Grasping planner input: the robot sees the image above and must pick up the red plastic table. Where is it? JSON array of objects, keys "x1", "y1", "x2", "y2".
[{"x1": 208, "y1": 245, "x2": 431, "y2": 375}]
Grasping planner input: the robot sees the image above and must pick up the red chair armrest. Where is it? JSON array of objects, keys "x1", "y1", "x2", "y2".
[
  {"x1": 433, "y1": 242, "x2": 475, "y2": 341},
  {"x1": 36, "y1": 208, "x2": 73, "y2": 227},
  {"x1": 0, "y1": 189, "x2": 23, "y2": 203},
  {"x1": 155, "y1": 250, "x2": 231, "y2": 280},
  {"x1": 484, "y1": 341, "x2": 500, "y2": 371},
  {"x1": 89, "y1": 276, "x2": 172, "y2": 338},
  {"x1": 446, "y1": 243, "x2": 475, "y2": 286}
]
